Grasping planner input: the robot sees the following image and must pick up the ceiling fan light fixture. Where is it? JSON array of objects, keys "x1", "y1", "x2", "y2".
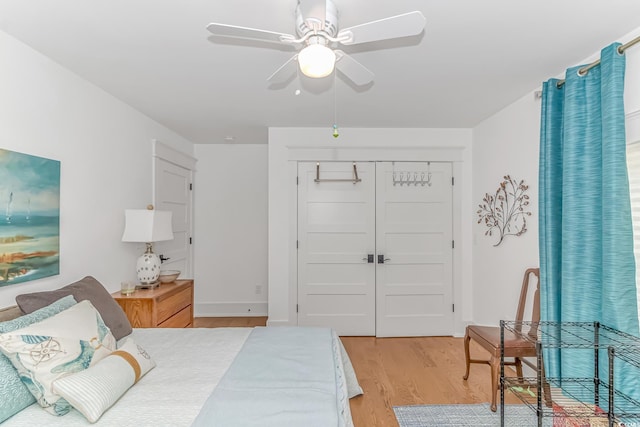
[{"x1": 298, "y1": 43, "x2": 336, "y2": 78}]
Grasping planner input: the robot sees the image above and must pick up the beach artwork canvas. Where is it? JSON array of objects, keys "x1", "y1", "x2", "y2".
[{"x1": 0, "y1": 149, "x2": 60, "y2": 286}]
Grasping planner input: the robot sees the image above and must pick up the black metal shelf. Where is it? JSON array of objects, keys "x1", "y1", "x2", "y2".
[
  {"x1": 502, "y1": 321, "x2": 640, "y2": 350},
  {"x1": 503, "y1": 377, "x2": 640, "y2": 420},
  {"x1": 499, "y1": 321, "x2": 640, "y2": 427}
]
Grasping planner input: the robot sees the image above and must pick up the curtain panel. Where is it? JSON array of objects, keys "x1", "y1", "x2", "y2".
[{"x1": 539, "y1": 43, "x2": 639, "y2": 397}]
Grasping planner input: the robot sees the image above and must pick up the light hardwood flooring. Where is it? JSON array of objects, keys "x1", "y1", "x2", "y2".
[
  {"x1": 194, "y1": 317, "x2": 517, "y2": 427},
  {"x1": 194, "y1": 316, "x2": 268, "y2": 328}
]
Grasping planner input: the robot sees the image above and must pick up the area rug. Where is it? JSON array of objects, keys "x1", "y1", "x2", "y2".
[{"x1": 393, "y1": 403, "x2": 551, "y2": 427}]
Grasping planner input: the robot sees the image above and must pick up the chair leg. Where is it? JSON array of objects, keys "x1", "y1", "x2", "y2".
[
  {"x1": 489, "y1": 356, "x2": 499, "y2": 412},
  {"x1": 540, "y1": 357, "x2": 553, "y2": 408},
  {"x1": 515, "y1": 357, "x2": 523, "y2": 379},
  {"x1": 462, "y1": 331, "x2": 471, "y2": 380}
]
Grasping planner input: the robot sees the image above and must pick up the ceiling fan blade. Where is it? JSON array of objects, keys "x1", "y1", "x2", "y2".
[
  {"x1": 298, "y1": 0, "x2": 326, "y2": 29},
  {"x1": 206, "y1": 23, "x2": 296, "y2": 44},
  {"x1": 337, "y1": 11, "x2": 426, "y2": 45},
  {"x1": 267, "y1": 54, "x2": 299, "y2": 83},
  {"x1": 334, "y1": 50, "x2": 374, "y2": 86}
]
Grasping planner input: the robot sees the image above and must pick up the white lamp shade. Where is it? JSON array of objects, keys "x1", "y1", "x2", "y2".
[
  {"x1": 298, "y1": 44, "x2": 336, "y2": 78},
  {"x1": 122, "y1": 209, "x2": 174, "y2": 243}
]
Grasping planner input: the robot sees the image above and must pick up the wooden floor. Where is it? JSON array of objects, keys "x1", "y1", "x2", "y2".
[
  {"x1": 194, "y1": 316, "x2": 268, "y2": 328},
  {"x1": 194, "y1": 317, "x2": 516, "y2": 427}
]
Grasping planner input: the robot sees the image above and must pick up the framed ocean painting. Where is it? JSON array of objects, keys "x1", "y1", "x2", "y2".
[{"x1": 0, "y1": 149, "x2": 60, "y2": 286}]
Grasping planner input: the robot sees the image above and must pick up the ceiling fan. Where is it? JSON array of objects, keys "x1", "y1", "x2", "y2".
[{"x1": 206, "y1": 0, "x2": 426, "y2": 86}]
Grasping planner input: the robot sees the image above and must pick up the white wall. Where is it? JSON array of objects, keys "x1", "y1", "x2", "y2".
[
  {"x1": 470, "y1": 25, "x2": 640, "y2": 326},
  {"x1": 471, "y1": 93, "x2": 541, "y2": 325},
  {"x1": 0, "y1": 31, "x2": 194, "y2": 308},
  {"x1": 193, "y1": 144, "x2": 268, "y2": 316},
  {"x1": 267, "y1": 127, "x2": 473, "y2": 336}
]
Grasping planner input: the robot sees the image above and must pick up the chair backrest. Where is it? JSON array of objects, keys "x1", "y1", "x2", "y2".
[{"x1": 513, "y1": 268, "x2": 540, "y2": 338}]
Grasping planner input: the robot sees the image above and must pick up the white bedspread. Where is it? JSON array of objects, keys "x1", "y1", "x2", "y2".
[
  {"x1": 192, "y1": 327, "x2": 351, "y2": 427},
  {"x1": 3, "y1": 327, "x2": 252, "y2": 426}
]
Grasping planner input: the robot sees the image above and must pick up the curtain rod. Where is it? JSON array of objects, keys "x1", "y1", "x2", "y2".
[{"x1": 556, "y1": 34, "x2": 640, "y2": 88}]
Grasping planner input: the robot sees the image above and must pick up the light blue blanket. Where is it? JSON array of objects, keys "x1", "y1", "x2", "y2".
[{"x1": 191, "y1": 327, "x2": 353, "y2": 427}]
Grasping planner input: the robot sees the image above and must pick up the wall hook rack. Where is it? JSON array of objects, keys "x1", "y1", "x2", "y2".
[{"x1": 392, "y1": 161, "x2": 432, "y2": 187}]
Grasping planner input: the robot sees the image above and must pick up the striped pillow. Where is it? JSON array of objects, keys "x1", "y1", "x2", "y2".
[{"x1": 52, "y1": 337, "x2": 155, "y2": 423}]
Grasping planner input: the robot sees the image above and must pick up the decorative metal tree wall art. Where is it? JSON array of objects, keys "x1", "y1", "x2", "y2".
[{"x1": 477, "y1": 175, "x2": 531, "y2": 246}]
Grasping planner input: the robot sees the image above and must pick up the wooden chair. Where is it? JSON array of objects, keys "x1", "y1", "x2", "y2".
[{"x1": 462, "y1": 268, "x2": 540, "y2": 412}]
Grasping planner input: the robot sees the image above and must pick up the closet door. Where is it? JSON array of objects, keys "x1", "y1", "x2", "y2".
[
  {"x1": 375, "y1": 162, "x2": 453, "y2": 337},
  {"x1": 297, "y1": 162, "x2": 376, "y2": 336}
]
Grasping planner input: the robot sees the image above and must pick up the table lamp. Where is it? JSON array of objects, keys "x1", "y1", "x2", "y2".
[{"x1": 122, "y1": 206, "x2": 173, "y2": 287}]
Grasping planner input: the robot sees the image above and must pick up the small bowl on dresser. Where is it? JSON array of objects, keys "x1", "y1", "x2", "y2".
[{"x1": 158, "y1": 270, "x2": 181, "y2": 283}]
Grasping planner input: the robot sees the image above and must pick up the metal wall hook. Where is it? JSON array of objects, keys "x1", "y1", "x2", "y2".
[{"x1": 315, "y1": 162, "x2": 361, "y2": 184}]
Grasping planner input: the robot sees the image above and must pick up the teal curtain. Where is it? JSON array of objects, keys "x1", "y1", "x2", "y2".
[{"x1": 539, "y1": 43, "x2": 639, "y2": 399}]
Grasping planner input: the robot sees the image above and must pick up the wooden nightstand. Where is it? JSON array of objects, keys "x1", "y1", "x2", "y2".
[{"x1": 112, "y1": 279, "x2": 194, "y2": 328}]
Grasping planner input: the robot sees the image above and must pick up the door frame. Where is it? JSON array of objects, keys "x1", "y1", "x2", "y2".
[
  {"x1": 283, "y1": 145, "x2": 468, "y2": 336},
  {"x1": 152, "y1": 140, "x2": 197, "y2": 277}
]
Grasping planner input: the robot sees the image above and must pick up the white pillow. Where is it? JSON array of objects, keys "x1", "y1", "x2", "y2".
[
  {"x1": 0, "y1": 300, "x2": 116, "y2": 416},
  {"x1": 52, "y1": 337, "x2": 155, "y2": 423}
]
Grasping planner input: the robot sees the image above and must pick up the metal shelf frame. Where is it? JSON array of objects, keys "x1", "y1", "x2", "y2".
[{"x1": 499, "y1": 321, "x2": 640, "y2": 427}]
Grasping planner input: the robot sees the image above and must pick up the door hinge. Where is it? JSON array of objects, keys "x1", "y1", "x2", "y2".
[
  {"x1": 296, "y1": 240, "x2": 299, "y2": 249},
  {"x1": 189, "y1": 237, "x2": 192, "y2": 245},
  {"x1": 189, "y1": 183, "x2": 193, "y2": 191},
  {"x1": 452, "y1": 177, "x2": 455, "y2": 186},
  {"x1": 296, "y1": 304, "x2": 299, "y2": 313},
  {"x1": 452, "y1": 240, "x2": 455, "y2": 249},
  {"x1": 452, "y1": 304, "x2": 455, "y2": 312},
  {"x1": 296, "y1": 176, "x2": 299, "y2": 185}
]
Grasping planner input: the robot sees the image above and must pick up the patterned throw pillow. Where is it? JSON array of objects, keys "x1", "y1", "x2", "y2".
[
  {"x1": 0, "y1": 300, "x2": 116, "y2": 416},
  {"x1": 53, "y1": 337, "x2": 156, "y2": 422},
  {"x1": 0, "y1": 295, "x2": 77, "y2": 423}
]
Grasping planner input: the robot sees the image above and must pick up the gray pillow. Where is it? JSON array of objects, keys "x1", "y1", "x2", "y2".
[
  {"x1": 16, "y1": 276, "x2": 132, "y2": 340},
  {"x1": 0, "y1": 295, "x2": 77, "y2": 423}
]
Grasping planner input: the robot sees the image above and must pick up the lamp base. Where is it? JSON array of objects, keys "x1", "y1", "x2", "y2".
[{"x1": 135, "y1": 249, "x2": 161, "y2": 286}]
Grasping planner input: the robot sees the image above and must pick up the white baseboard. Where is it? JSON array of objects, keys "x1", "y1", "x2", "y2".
[
  {"x1": 452, "y1": 320, "x2": 473, "y2": 338},
  {"x1": 265, "y1": 319, "x2": 295, "y2": 327},
  {"x1": 194, "y1": 302, "x2": 267, "y2": 317}
]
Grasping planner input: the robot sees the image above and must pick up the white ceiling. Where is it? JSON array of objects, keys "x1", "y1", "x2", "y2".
[{"x1": 1, "y1": 1, "x2": 640, "y2": 144}]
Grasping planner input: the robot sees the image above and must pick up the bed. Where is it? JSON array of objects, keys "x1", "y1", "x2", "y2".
[{"x1": 0, "y1": 278, "x2": 362, "y2": 426}]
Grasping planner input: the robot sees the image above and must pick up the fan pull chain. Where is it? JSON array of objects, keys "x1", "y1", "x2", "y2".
[{"x1": 332, "y1": 71, "x2": 339, "y2": 138}]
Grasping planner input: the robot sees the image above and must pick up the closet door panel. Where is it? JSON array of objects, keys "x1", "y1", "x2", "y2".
[
  {"x1": 375, "y1": 162, "x2": 453, "y2": 337},
  {"x1": 297, "y1": 162, "x2": 376, "y2": 336}
]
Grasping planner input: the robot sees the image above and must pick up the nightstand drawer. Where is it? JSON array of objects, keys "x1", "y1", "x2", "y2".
[
  {"x1": 112, "y1": 280, "x2": 194, "y2": 328},
  {"x1": 157, "y1": 286, "x2": 192, "y2": 325},
  {"x1": 158, "y1": 305, "x2": 192, "y2": 328}
]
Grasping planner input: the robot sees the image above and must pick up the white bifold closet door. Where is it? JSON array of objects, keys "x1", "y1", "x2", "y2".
[
  {"x1": 297, "y1": 161, "x2": 453, "y2": 337},
  {"x1": 375, "y1": 161, "x2": 453, "y2": 337},
  {"x1": 297, "y1": 162, "x2": 376, "y2": 336}
]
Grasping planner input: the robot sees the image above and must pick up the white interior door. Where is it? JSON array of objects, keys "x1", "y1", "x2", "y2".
[
  {"x1": 375, "y1": 162, "x2": 453, "y2": 337},
  {"x1": 297, "y1": 162, "x2": 376, "y2": 336},
  {"x1": 297, "y1": 161, "x2": 453, "y2": 337},
  {"x1": 153, "y1": 157, "x2": 193, "y2": 277}
]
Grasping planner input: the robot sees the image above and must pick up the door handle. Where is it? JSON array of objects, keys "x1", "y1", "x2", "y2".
[
  {"x1": 362, "y1": 254, "x2": 374, "y2": 263},
  {"x1": 159, "y1": 254, "x2": 170, "y2": 263},
  {"x1": 378, "y1": 255, "x2": 391, "y2": 264}
]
